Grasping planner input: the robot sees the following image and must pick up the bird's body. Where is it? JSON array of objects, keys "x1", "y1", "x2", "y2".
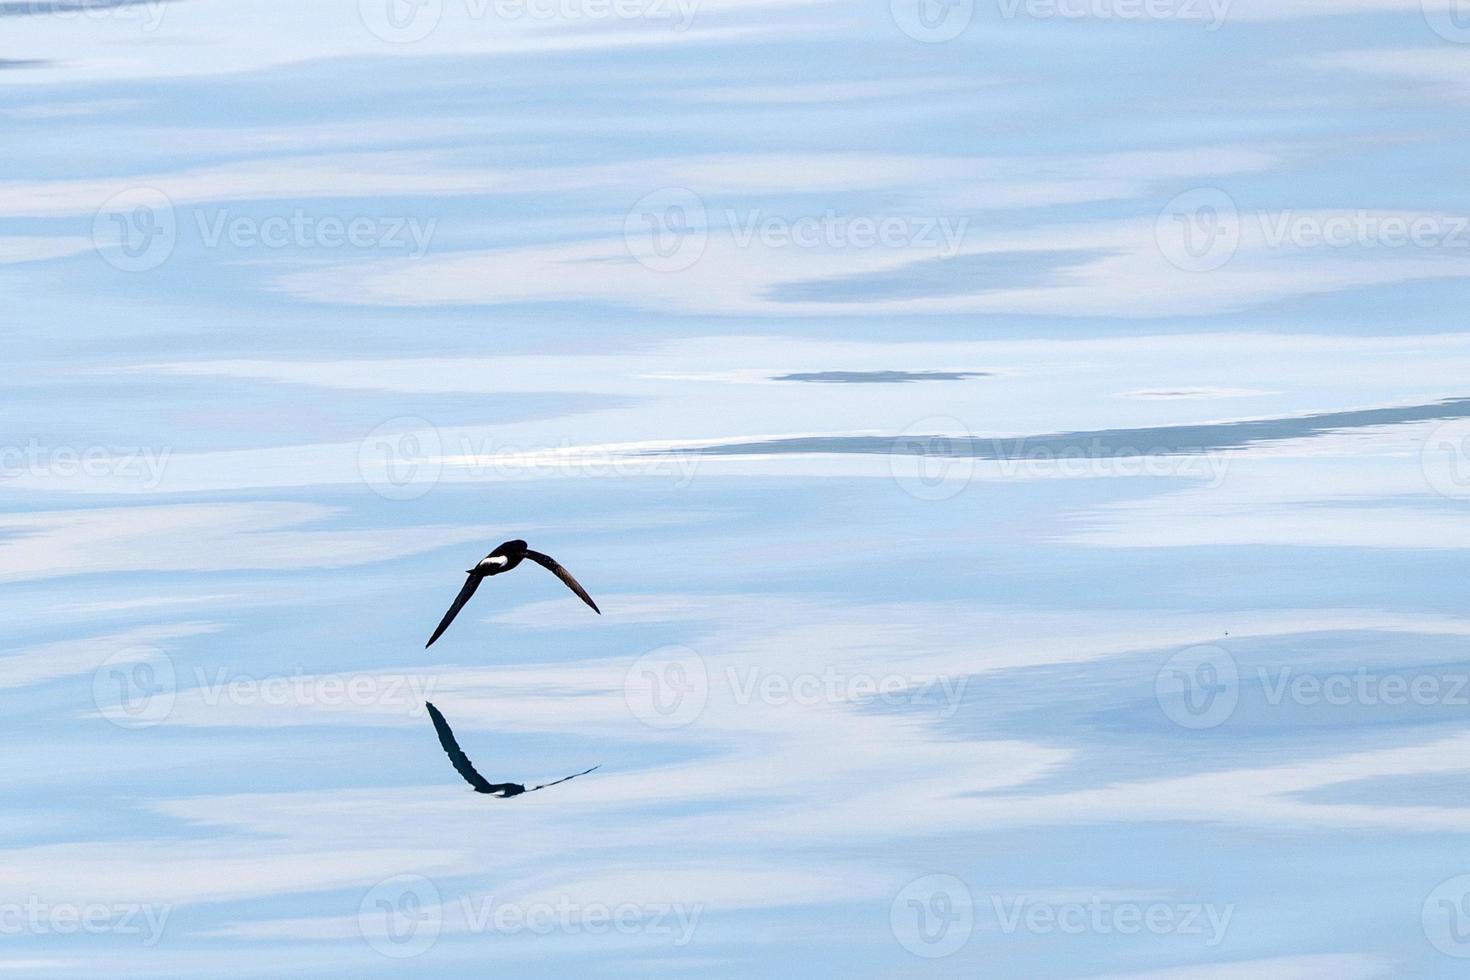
[
  {"x1": 472, "y1": 552, "x2": 516, "y2": 575},
  {"x1": 425, "y1": 539, "x2": 600, "y2": 648},
  {"x1": 425, "y1": 702, "x2": 598, "y2": 797}
]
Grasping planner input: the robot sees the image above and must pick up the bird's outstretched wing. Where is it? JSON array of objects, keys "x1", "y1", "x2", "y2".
[
  {"x1": 425, "y1": 702, "x2": 494, "y2": 793},
  {"x1": 426, "y1": 573, "x2": 481, "y2": 647},
  {"x1": 528, "y1": 765, "x2": 600, "y2": 793},
  {"x1": 522, "y1": 550, "x2": 601, "y2": 614}
]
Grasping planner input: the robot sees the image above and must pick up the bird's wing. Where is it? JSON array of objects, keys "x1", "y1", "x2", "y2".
[
  {"x1": 522, "y1": 550, "x2": 601, "y2": 614},
  {"x1": 527, "y1": 765, "x2": 600, "y2": 793},
  {"x1": 425, "y1": 702, "x2": 494, "y2": 793},
  {"x1": 426, "y1": 573, "x2": 481, "y2": 648}
]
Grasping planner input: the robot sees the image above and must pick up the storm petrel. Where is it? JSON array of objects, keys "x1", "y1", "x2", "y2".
[{"x1": 425, "y1": 539, "x2": 600, "y2": 648}]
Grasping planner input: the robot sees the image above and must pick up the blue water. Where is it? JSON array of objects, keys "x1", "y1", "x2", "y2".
[{"x1": 5, "y1": 1, "x2": 1470, "y2": 977}]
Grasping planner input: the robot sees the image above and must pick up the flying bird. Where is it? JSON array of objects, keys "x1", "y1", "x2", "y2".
[
  {"x1": 425, "y1": 539, "x2": 600, "y2": 648},
  {"x1": 425, "y1": 702, "x2": 598, "y2": 797}
]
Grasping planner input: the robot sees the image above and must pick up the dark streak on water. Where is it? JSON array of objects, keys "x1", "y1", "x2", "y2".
[
  {"x1": 772, "y1": 371, "x2": 990, "y2": 384},
  {"x1": 647, "y1": 397, "x2": 1470, "y2": 458}
]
